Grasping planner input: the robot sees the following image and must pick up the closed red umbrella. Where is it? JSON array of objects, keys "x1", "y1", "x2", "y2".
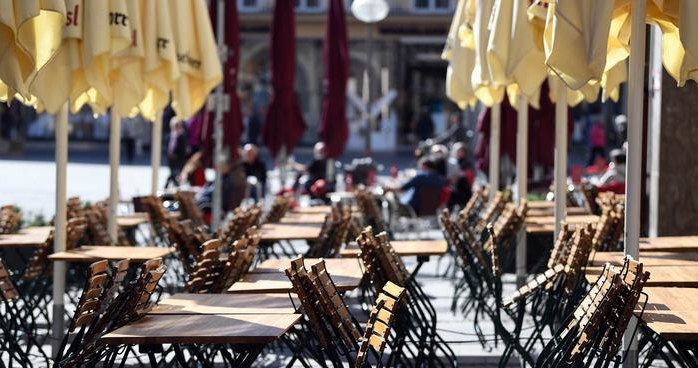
[
  {"x1": 319, "y1": 0, "x2": 350, "y2": 159},
  {"x1": 204, "y1": 0, "x2": 244, "y2": 162},
  {"x1": 263, "y1": 0, "x2": 307, "y2": 157}
]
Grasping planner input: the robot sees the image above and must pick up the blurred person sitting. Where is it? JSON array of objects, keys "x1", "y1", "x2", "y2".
[
  {"x1": 394, "y1": 158, "x2": 447, "y2": 216},
  {"x1": 429, "y1": 144, "x2": 449, "y2": 178},
  {"x1": 242, "y1": 144, "x2": 267, "y2": 199},
  {"x1": 593, "y1": 148, "x2": 626, "y2": 188},
  {"x1": 447, "y1": 143, "x2": 475, "y2": 209},
  {"x1": 293, "y1": 142, "x2": 331, "y2": 199},
  {"x1": 165, "y1": 117, "x2": 189, "y2": 188}
]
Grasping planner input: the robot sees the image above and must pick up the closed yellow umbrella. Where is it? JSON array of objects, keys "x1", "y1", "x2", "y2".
[
  {"x1": 78, "y1": 0, "x2": 131, "y2": 114},
  {"x1": 0, "y1": 0, "x2": 65, "y2": 99},
  {"x1": 31, "y1": 0, "x2": 89, "y2": 114},
  {"x1": 139, "y1": 0, "x2": 180, "y2": 122},
  {"x1": 169, "y1": 0, "x2": 222, "y2": 120},
  {"x1": 487, "y1": 0, "x2": 547, "y2": 109},
  {"x1": 543, "y1": 0, "x2": 615, "y2": 91},
  {"x1": 442, "y1": 0, "x2": 477, "y2": 109},
  {"x1": 109, "y1": 0, "x2": 145, "y2": 117},
  {"x1": 471, "y1": 0, "x2": 504, "y2": 107}
]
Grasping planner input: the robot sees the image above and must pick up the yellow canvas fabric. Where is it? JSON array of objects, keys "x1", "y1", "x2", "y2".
[
  {"x1": 29, "y1": 0, "x2": 87, "y2": 113},
  {"x1": 487, "y1": 0, "x2": 547, "y2": 108},
  {"x1": 0, "y1": 0, "x2": 65, "y2": 100},
  {"x1": 544, "y1": 0, "x2": 615, "y2": 90},
  {"x1": 170, "y1": 0, "x2": 222, "y2": 120},
  {"x1": 139, "y1": 0, "x2": 180, "y2": 122},
  {"x1": 79, "y1": 0, "x2": 131, "y2": 114},
  {"x1": 109, "y1": 0, "x2": 145, "y2": 117},
  {"x1": 471, "y1": 0, "x2": 504, "y2": 106},
  {"x1": 443, "y1": 0, "x2": 477, "y2": 109}
]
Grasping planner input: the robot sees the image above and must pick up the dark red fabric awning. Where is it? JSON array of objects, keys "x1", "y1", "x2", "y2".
[
  {"x1": 204, "y1": 0, "x2": 244, "y2": 162},
  {"x1": 262, "y1": 0, "x2": 307, "y2": 157},
  {"x1": 319, "y1": 0, "x2": 350, "y2": 159},
  {"x1": 475, "y1": 81, "x2": 570, "y2": 174}
]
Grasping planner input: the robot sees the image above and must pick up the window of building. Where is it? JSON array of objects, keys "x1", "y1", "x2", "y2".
[
  {"x1": 238, "y1": 0, "x2": 261, "y2": 12},
  {"x1": 412, "y1": 0, "x2": 453, "y2": 13},
  {"x1": 295, "y1": 0, "x2": 325, "y2": 12}
]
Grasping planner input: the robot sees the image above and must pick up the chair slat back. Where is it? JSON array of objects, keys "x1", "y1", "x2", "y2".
[
  {"x1": 68, "y1": 260, "x2": 110, "y2": 331},
  {"x1": 22, "y1": 231, "x2": 53, "y2": 280},
  {"x1": 356, "y1": 189, "x2": 388, "y2": 234},
  {"x1": 547, "y1": 223, "x2": 573, "y2": 269},
  {"x1": 0, "y1": 205, "x2": 21, "y2": 234},
  {"x1": 309, "y1": 260, "x2": 362, "y2": 351},
  {"x1": 355, "y1": 281, "x2": 406, "y2": 368},
  {"x1": 175, "y1": 191, "x2": 206, "y2": 227},
  {"x1": 285, "y1": 257, "x2": 330, "y2": 348},
  {"x1": 0, "y1": 259, "x2": 19, "y2": 301}
]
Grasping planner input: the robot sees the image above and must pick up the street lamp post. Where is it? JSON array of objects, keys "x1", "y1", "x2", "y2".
[{"x1": 351, "y1": 0, "x2": 389, "y2": 156}]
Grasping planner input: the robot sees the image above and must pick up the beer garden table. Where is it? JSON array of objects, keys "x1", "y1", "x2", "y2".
[
  {"x1": 48, "y1": 246, "x2": 175, "y2": 263},
  {"x1": 258, "y1": 224, "x2": 323, "y2": 242},
  {"x1": 340, "y1": 239, "x2": 448, "y2": 278}
]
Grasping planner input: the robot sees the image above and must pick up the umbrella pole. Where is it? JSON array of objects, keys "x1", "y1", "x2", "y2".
[
  {"x1": 52, "y1": 103, "x2": 69, "y2": 356},
  {"x1": 150, "y1": 111, "x2": 163, "y2": 196},
  {"x1": 554, "y1": 79, "x2": 568, "y2": 241},
  {"x1": 516, "y1": 96, "x2": 528, "y2": 286},
  {"x1": 108, "y1": 110, "x2": 121, "y2": 243},
  {"x1": 648, "y1": 25, "x2": 663, "y2": 237},
  {"x1": 624, "y1": 0, "x2": 647, "y2": 365},
  {"x1": 212, "y1": 0, "x2": 227, "y2": 231},
  {"x1": 489, "y1": 103, "x2": 501, "y2": 200}
]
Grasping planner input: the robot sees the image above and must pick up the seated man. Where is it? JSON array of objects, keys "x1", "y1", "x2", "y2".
[
  {"x1": 294, "y1": 142, "x2": 331, "y2": 199},
  {"x1": 398, "y1": 158, "x2": 448, "y2": 215},
  {"x1": 447, "y1": 143, "x2": 474, "y2": 209},
  {"x1": 593, "y1": 148, "x2": 626, "y2": 187},
  {"x1": 243, "y1": 144, "x2": 267, "y2": 199}
]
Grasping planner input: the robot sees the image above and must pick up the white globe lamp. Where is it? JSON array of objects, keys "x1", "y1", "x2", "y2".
[{"x1": 350, "y1": 0, "x2": 390, "y2": 23}]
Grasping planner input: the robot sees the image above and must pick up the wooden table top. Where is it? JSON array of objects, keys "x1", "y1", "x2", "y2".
[
  {"x1": 278, "y1": 213, "x2": 328, "y2": 225},
  {"x1": 258, "y1": 223, "x2": 323, "y2": 242},
  {"x1": 340, "y1": 240, "x2": 448, "y2": 258},
  {"x1": 638, "y1": 287, "x2": 698, "y2": 341},
  {"x1": 49, "y1": 246, "x2": 174, "y2": 263},
  {"x1": 640, "y1": 236, "x2": 698, "y2": 252},
  {"x1": 527, "y1": 207, "x2": 590, "y2": 217},
  {"x1": 589, "y1": 251, "x2": 698, "y2": 267},
  {"x1": 252, "y1": 258, "x2": 364, "y2": 279},
  {"x1": 228, "y1": 271, "x2": 363, "y2": 294},
  {"x1": 116, "y1": 214, "x2": 149, "y2": 228},
  {"x1": 291, "y1": 206, "x2": 332, "y2": 214},
  {"x1": 150, "y1": 293, "x2": 298, "y2": 315},
  {"x1": 101, "y1": 313, "x2": 301, "y2": 345},
  {"x1": 586, "y1": 265, "x2": 698, "y2": 288},
  {"x1": 525, "y1": 215, "x2": 599, "y2": 235},
  {"x1": 525, "y1": 215, "x2": 599, "y2": 226},
  {"x1": 0, "y1": 227, "x2": 51, "y2": 248}
]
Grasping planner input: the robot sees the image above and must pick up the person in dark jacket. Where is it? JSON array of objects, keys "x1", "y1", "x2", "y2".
[
  {"x1": 165, "y1": 117, "x2": 189, "y2": 188},
  {"x1": 398, "y1": 158, "x2": 447, "y2": 214},
  {"x1": 243, "y1": 144, "x2": 267, "y2": 199}
]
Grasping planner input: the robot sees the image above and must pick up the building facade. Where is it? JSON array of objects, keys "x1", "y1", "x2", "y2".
[{"x1": 237, "y1": 0, "x2": 457, "y2": 149}]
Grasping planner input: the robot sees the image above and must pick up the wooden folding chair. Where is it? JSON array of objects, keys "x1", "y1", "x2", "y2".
[
  {"x1": 354, "y1": 282, "x2": 406, "y2": 368},
  {"x1": 0, "y1": 205, "x2": 21, "y2": 234},
  {"x1": 56, "y1": 260, "x2": 111, "y2": 363},
  {"x1": 175, "y1": 190, "x2": 206, "y2": 227}
]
